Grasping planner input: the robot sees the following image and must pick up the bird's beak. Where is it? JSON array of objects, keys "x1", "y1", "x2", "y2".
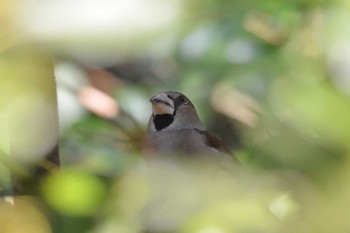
[{"x1": 150, "y1": 93, "x2": 174, "y2": 115}]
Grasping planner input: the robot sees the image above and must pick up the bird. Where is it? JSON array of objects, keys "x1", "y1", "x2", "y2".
[{"x1": 143, "y1": 91, "x2": 238, "y2": 165}]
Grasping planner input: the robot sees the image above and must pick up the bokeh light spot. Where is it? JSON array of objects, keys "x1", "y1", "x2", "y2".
[{"x1": 41, "y1": 170, "x2": 107, "y2": 216}]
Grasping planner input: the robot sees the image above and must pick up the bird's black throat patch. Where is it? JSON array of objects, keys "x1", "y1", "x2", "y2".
[{"x1": 153, "y1": 114, "x2": 174, "y2": 131}]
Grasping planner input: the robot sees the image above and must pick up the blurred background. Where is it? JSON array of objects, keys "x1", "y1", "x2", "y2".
[{"x1": 1, "y1": 0, "x2": 350, "y2": 232}]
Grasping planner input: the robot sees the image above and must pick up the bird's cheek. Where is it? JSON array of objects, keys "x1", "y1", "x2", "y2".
[{"x1": 152, "y1": 103, "x2": 174, "y2": 115}]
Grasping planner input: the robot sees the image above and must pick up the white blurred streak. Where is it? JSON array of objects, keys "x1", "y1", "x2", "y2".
[
  {"x1": 56, "y1": 88, "x2": 86, "y2": 132},
  {"x1": 16, "y1": 0, "x2": 182, "y2": 61},
  {"x1": 211, "y1": 83, "x2": 261, "y2": 126},
  {"x1": 6, "y1": 92, "x2": 58, "y2": 163},
  {"x1": 55, "y1": 62, "x2": 89, "y2": 91},
  {"x1": 55, "y1": 62, "x2": 88, "y2": 131},
  {"x1": 117, "y1": 89, "x2": 150, "y2": 124},
  {"x1": 322, "y1": 8, "x2": 350, "y2": 95},
  {"x1": 328, "y1": 43, "x2": 350, "y2": 95},
  {"x1": 19, "y1": 0, "x2": 180, "y2": 37}
]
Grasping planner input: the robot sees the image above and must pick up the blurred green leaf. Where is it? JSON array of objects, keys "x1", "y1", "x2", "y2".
[{"x1": 41, "y1": 170, "x2": 107, "y2": 216}]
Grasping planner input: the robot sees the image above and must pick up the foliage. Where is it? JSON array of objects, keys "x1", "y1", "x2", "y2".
[{"x1": 1, "y1": 0, "x2": 350, "y2": 232}]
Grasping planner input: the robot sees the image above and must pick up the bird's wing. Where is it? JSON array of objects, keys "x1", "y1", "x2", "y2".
[{"x1": 194, "y1": 129, "x2": 239, "y2": 164}]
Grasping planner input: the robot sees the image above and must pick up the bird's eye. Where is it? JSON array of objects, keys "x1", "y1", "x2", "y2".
[{"x1": 177, "y1": 95, "x2": 187, "y2": 104}]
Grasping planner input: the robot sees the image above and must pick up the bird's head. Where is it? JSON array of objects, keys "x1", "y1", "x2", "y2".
[{"x1": 149, "y1": 91, "x2": 205, "y2": 131}]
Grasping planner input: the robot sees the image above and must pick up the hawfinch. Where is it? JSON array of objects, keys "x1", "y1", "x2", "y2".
[{"x1": 143, "y1": 91, "x2": 238, "y2": 164}]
